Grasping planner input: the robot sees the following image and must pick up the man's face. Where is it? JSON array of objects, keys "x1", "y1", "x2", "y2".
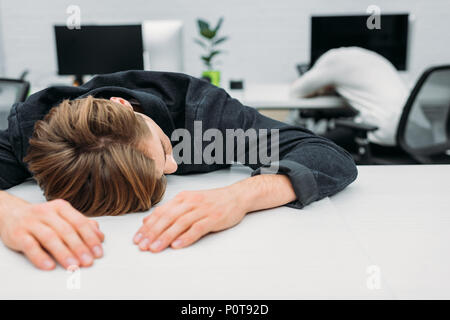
[{"x1": 109, "y1": 97, "x2": 178, "y2": 177}]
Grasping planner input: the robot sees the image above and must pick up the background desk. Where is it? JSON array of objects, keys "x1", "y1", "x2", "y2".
[
  {"x1": 1, "y1": 165, "x2": 449, "y2": 299},
  {"x1": 30, "y1": 82, "x2": 347, "y2": 111},
  {"x1": 230, "y1": 83, "x2": 348, "y2": 110}
]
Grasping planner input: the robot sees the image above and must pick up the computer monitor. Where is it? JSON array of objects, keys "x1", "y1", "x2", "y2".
[
  {"x1": 142, "y1": 20, "x2": 184, "y2": 73},
  {"x1": 54, "y1": 25, "x2": 144, "y2": 84},
  {"x1": 310, "y1": 14, "x2": 409, "y2": 70}
]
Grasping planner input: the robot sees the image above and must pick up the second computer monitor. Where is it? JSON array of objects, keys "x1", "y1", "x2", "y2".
[
  {"x1": 310, "y1": 14, "x2": 409, "y2": 70},
  {"x1": 142, "y1": 20, "x2": 184, "y2": 73}
]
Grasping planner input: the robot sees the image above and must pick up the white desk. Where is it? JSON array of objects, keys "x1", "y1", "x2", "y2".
[
  {"x1": 30, "y1": 82, "x2": 346, "y2": 110},
  {"x1": 229, "y1": 83, "x2": 348, "y2": 110},
  {"x1": 0, "y1": 165, "x2": 449, "y2": 299}
]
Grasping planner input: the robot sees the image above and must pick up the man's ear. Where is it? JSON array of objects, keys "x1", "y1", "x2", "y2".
[{"x1": 110, "y1": 97, "x2": 133, "y2": 111}]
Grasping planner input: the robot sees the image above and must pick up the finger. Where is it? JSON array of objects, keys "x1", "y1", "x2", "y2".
[
  {"x1": 136, "y1": 204, "x2": 194, "y2": 250},
  {"x1": 135, "y1": 194, "x2": 192, "y2": 243},
  {"x1": 170, "y1": 218, "x2": 213, "y2": 249},
  {"x1": 133, "y1": 212, "x2": 156, "y2": 244},
  {"x1": 20, "y1": 234, "x2": 56, "y2": 271},
  {"x1": 142, "y1": 214, "x2": 151, "y2": 224},
  {"x1": 41, "y1": 214, "x2": 95, "y2": 266},
  {"x1": 134, "y1": 216, "x2": 156, "y2": 244},
  {"x1": 89, "y1": 220, "x2": 105, "y2": 243},
  {"x1": 134, "y1": 207, "x2": 167, "y2": 243},
  {"x1": 135, "y1": 208, "x2": 170, "y2": 250},
  {"x1": 74, "y1": 220, "x2": 104, "y2": 258},
  {"x1": 55, "y1": 200, "x2": 104, "y2": 258},
  {"x1": 147, "y1": 210, "x2": 205, "y2": 252},
  {"x1": 134, "y1": 205, "x2": 176, "y2": 245},
  {"x1": 28, "y1": 223, "x2": 80, "y2": 269}
]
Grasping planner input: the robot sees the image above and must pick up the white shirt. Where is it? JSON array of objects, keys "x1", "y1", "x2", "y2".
[{"x1": 290, "y1": 47, "x2": 409, "y2": 146}]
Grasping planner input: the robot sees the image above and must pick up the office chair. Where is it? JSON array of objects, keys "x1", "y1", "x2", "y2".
[
  {"x1": 0, "y1": 78, "x2": 30, "y2": 130},
  {"x1": 335, "y1": 65, "x2": 450, "y2": 165}
]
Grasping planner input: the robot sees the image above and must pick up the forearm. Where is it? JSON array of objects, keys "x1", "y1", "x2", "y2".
[
  {"x1": 227, "y1": 174, "x2": 297, "y2": 213},
  {"x1": 133, "y1": 173, "x2": 298, "y2": 252},
  {"x1": 290, "y1": 69, "x2": 332, "y2": 98}
]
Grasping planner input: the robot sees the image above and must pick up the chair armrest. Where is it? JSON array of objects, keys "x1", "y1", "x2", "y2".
[{"x1": 334, "y1": 119, "x2": 378, "y2": 133}]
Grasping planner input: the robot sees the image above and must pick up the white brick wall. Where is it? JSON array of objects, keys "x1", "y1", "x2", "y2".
[{"x1": 0, "y1": 0, "x2": 449, "y2": 88}]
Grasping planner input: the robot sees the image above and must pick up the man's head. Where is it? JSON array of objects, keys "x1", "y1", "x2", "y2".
[{"x1": 24, "y1": 96, "x2": 177, "y2": 216}]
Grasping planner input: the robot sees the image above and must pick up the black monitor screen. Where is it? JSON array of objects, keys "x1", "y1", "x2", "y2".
[
  {"x1": 54, "y1": 25, "x2": 144, "y2": 75},
  {"x1": 311, "y1": 14, "x2": 409, "y2": 70}
]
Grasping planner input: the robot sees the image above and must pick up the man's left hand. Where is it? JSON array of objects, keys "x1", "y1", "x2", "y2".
[{"x1": 133, "y1": 186, "x2": 247, "y2": 252}]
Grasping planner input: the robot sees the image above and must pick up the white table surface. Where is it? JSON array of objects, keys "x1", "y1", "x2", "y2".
[
  {"x1": 228, "y1": 83, "x2": 347, "y2": 110},
  {"x1": 0, "y1": 164, "x2": 449, "y2": 299}
]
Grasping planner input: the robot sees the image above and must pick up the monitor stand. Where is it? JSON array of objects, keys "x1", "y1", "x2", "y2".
[{"x1": 73, "y1": 75, "x2": 84, "y2": 86}]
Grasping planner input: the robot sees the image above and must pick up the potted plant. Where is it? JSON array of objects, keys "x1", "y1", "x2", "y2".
[{"x1": 194, "y1": 17, "x2": 228, "y2": 87}]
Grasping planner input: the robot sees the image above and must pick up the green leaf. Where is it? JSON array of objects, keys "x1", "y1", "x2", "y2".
[
  {"x1": 194, "y1": 38, "x2": 207, "y2": 48},
  {"x1": 205, "y1": 50, "x2": 222, "y2": 60},
  {"x1": 213, "y1": 36, "x2": 228, "y2": 46},
  {"x1": 197, "y1": 19, "x2": 210, "y2": 32},
  {"x1": 201, "y1": 55, "x2": 211, "y2": 63},
  {"x1": 201, "y1": 29, "x2": 216, "y2": 39},
  {"x1": 201, "y1": 56, "x2": 212, "y2": 68},
  {"x1": 213, "y1": 17, "x2": 224, "y2": 33},
  {"x1": 197, "y1": 19, "x2": 215, "y2": 39}
]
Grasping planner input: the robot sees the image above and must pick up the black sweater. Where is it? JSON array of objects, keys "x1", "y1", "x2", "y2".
[{"x1": 0, "y1": 70, "x2": 357, "y2": 208}]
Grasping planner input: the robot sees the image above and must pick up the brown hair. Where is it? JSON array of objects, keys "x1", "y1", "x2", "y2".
[{"x1": 24, "y1": 96, "x2": 166, "y2": 216}]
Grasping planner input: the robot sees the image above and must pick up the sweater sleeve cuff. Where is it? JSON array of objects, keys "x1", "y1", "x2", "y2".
[{"x1": 251, "y1": 159, "x2": 319, "y2": 209}]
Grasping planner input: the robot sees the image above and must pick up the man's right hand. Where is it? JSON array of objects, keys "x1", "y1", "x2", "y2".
[{"x1": 0, "y1": 192, "x2": 104, "y2": 271}]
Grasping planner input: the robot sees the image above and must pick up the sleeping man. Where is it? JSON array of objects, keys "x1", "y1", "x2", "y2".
[{"x1": 0, "y1": 71, "x2": 357, "y2": 270}]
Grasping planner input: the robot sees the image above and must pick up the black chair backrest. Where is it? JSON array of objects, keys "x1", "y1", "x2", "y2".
[
  {"x1": 0, "y1": 78, "x2": 30, "y2": 103},
  {"x1": 396, "y1": 65, "x2": 450, "y2": 163},
  {"x1": 0, "y1": 78, "x2": 30, "y2": 130}
]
